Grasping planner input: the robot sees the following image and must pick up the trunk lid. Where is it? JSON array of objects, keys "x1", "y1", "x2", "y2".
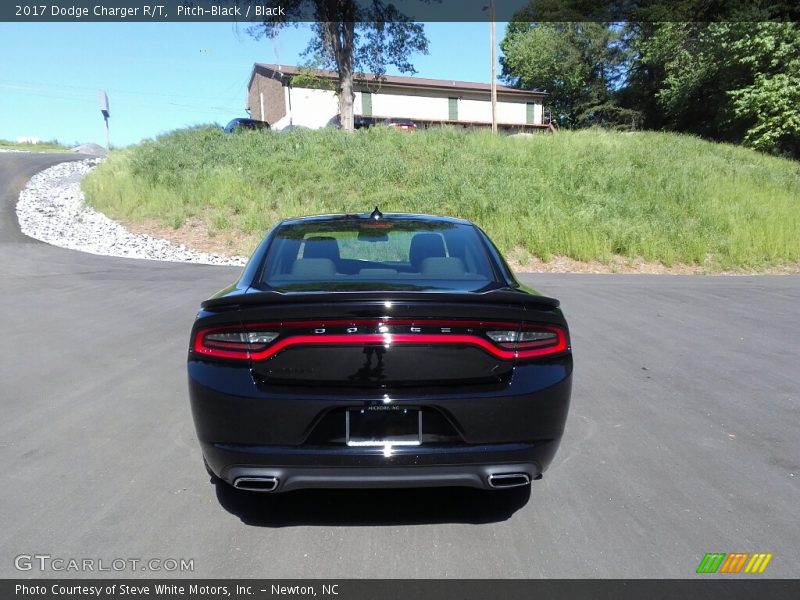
[{"x1": 220, "y1": 292, "x2": 562, "y2": 388}]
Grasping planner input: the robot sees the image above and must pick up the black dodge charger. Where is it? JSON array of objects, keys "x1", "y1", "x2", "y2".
[{"x1": 188, "y1": 210, "x2": 572, "y2": 493}]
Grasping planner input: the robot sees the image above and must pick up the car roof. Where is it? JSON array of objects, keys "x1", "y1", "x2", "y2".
[{"x1": 277, "y1": 212, "x2": 475, "y2": 227}]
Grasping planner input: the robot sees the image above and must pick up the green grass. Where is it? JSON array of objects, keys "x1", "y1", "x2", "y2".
[
  {"x1": 0, "y1": 139, "x2": 71, "y2": 153},
  {"x1": 82, "y1": 126, "x2": 800, "y2": 271}
]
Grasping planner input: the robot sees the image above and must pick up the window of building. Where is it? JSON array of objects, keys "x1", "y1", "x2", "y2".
[
  {"x1": 526, "y1": 102, "x2": 536, "y2": 124},
  {"x1": 361, "y1": 91, "x2": 372, "y2": 117},
  {"x1": 448, "y1": 97, "x2": 459, "y2": 121}
]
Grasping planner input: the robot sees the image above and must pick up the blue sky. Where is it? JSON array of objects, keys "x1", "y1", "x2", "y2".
[{"x1": 0, "y1": 22, "x2": 508, "y2": 147}]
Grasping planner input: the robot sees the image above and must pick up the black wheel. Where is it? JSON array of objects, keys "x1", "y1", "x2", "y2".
[{"x1": 485, "y1": 483, "x2": 532, "y2": 513}]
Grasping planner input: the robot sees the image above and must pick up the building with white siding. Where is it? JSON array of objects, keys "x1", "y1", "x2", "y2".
[{"x1": 246, "y1": 63, "x2": 551, "y2": 132}]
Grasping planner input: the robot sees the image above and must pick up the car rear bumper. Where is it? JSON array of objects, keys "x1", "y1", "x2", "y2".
[
  {"x1": 189, "y1": 357, "x2": 572, "y2": 492},
  {"x1": 223, "y1": 464, "x2": 539, "y2": 493},
  {"x1": 202, "y1": 439, "x2": 559, "y2": 492}
]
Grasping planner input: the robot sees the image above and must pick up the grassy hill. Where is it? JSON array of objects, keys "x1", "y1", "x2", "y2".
[
  {"x1": 1, "y1": 139, "x2": 71, "y2": 153},
  {"x1": 82, "y1": 126, "x2": 800, "y2": 271}
]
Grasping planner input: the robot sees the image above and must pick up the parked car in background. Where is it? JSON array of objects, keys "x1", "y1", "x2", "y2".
[
  {"x1": 223, "y1": 118, "x2": 270, "y2": 133},
  {"x1": 327, "y1": 115, "x2": 378, "y2": 129},
  {"x1": 355, "y1": 116, "x2": 378, "y2": 129},
  {"x1": 382, "y1": 118, "x2": 417, "y2": 131},
  {"x1": 188, "y1": 209, "x2": 573, "y2": 494},
  {"x1": 278, "y1": 124, "x2": 311, "y2": 133}
]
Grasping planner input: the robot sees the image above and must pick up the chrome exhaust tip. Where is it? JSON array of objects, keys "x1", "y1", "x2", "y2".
[
  {"x1": 487, "y1": 473, "x2": 531, "y2": 489},
  {"x1": 233, "y1": 476, "x2": 279, "y2": 492}
]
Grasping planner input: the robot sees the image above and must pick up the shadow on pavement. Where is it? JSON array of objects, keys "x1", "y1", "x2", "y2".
[{"x1": 214, "y1": 479, "x2": 531, "y2": 527}]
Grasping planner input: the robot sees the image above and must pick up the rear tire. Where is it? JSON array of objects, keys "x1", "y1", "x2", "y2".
[
  {"x1": 203, "y1": 457, "x2": 220, "y2": 483},
  {"x1": 485, "y1": 483, "x2": 532, "y2": 512}
]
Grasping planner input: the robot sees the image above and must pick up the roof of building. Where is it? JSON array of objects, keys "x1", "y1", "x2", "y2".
[{"x1": 250, "y1": 63, "x2": 547, "y2": 97}]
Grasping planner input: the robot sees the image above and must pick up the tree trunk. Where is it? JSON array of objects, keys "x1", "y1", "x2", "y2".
[
  {"x1": 323, "y1": 16, "x2": 356, "y2": 131},
  {"x1": 338, "y1": 44, "x2": 355, "y2": 131}
]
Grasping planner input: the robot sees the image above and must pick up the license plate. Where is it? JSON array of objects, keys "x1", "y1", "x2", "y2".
[{"x1": 346, "y1": 407, "x2": 422, "y2": 446}]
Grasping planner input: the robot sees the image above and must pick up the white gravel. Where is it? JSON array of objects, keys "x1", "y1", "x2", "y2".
[{"x1": 16, "y1": 159, "x2": 247, "y2": 266}]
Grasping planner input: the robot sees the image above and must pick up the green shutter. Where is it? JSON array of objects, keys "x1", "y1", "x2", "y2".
[
  {"x1": 526, "y1": 102, "x2": 535, "y2": 124},
  {"x1": 448, "y1": 97, "x2": 458, "y2": 121},
  {"x1": 361, "y1": 92, "x2": 372, "y2": 117}
]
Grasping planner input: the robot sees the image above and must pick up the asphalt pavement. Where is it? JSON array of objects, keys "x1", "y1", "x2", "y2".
[{"x1": 1, "y1": 153, "x2": 798, "y2": 578}]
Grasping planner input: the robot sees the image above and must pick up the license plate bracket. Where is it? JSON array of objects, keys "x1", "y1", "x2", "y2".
[{"x1": 346, "y1": 408, "x2": 422, "y2": 446}]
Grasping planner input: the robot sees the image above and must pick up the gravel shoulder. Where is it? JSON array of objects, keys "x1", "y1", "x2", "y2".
[{"x1": 16, "y1": 159, "x2": 246, "y2": 266}]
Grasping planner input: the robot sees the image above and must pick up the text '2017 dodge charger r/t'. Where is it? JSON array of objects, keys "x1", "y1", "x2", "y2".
[{"x1": 188, "y1": 209, "x2": 572, "y2": 493}]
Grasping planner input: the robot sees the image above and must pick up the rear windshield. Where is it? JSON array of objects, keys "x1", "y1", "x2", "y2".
[{"x1": 258, "y1": 219, "x2": 499, "y2": 292}]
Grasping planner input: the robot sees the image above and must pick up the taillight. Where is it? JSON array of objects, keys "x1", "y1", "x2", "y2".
[
  {"x1": 193, "y1": 328, "x2": 278, "y2": 359},
  {"x1": 192, "y1": 320, "x2": 568, "y2": 361},
  {"x1": 487, "y1": 325, "x2": 568, "y2": 359},
  {"x1": 486, "y1": 330, "x2": 518, "y2": 343}
]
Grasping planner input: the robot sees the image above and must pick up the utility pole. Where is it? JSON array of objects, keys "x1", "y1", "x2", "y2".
[{"x1": 489, "y1": 0, "x2": 497, "y2": 134}]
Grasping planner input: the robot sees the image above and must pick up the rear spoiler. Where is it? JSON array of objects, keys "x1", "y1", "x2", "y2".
[{"x1": 201, "y1": 289, "x2": 560, "y2": 310}]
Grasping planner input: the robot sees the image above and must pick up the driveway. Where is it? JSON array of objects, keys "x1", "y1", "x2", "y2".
[{"x1": 1, "y1": 153, "x2": 798, "y2": 578}]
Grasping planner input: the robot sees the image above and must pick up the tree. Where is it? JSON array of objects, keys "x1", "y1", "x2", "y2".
[
  {"x1": 235, "y1": 1, "x2": 429, "y2": 131},
  {"x1": 500, "y1": 22, "x2": 637, "y2": 128},
  {"x1": 637, "y1": 21, "x2": 800, "y2": 156}
]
